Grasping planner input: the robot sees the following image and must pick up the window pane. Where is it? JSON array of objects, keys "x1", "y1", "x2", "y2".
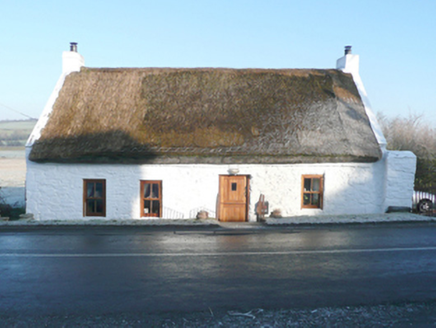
[
  {"x1": 312, "y1": 193, "x2": 320, "y2": 206},
  {"x1": 152, "y1": 184, "x2": 159, "y2": 198},
  {"x1": 84, "y1": 180, "x2": 106, "y2": 217},
  {"x1": 303, "y1": 193, "x2": 310, "y2": 205},
  {"x1": 87, "y1": 200, "x2": 95, "y2": 213},
  {"x1": 152, "y1": 200, "x2": 160, "y2": 214},
  {"x1": 87, "y1": 183, "x2": 94, "y2": 197},
  {"x1": 144, "y1": 200, "x2": 151, "y2": 214},
  {"x1": 143, "y1": 184, "x2": 151, "y2": 198},
  {"x1": 304, "y1": 179, "x2": 311, "y2": 192},
  {"x1": 96, "y1": 200, "x2": 103, "y2": 213},
  {"x1": 95, "y1": 183, "x2": 103, "y2": 198},
  {"x1": 231, "y1": 183, "x2": 237, "y2": 191},
  {"x1": 312, "y1": 179, "x2": 320, "y2": 192}
]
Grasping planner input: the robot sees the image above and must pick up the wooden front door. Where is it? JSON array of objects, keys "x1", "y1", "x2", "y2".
[{"x1": 218, "y1": 175, "x2": 249, "y2": 222}]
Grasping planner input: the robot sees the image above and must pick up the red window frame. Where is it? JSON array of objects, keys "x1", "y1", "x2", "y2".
[
  {"x1": 140, "y1": 180, "x2": 162, "y2": 217},
  {"x1": 301, "y1": 175, "x2": 324, "y2": 209},
  {"x1": 83, "y1": 179, "x2": 106, "y2": 217}
]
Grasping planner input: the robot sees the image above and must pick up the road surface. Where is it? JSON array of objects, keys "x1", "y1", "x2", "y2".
[{"x1": 1, "y1": 223, "x2": 436, "y2": 320}]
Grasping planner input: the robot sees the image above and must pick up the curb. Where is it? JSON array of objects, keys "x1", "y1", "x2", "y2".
[
  {"x1": 0, "y1": 213, "x2": 434, "y2": 228},
  {"x1": 265, "y1": 213, "x2": 435, "y2": 225},
  {"x1": 0, "y1": 218, "x2": 221, "y2": 227}
]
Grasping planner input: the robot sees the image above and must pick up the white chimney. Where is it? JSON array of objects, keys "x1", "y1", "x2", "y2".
[
  {"x1": 62, "y1": 42, "x2": 84, "y2": 75},
  {"x1": 336, "y1": 45, "x2": 359, "y2": 75},
  {"x1": 336, "y1": 45, "x2": 387, "y2": 148}
]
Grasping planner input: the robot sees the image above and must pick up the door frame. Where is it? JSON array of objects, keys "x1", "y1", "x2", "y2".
[{"x1": 217, "y1": 174, "x2": 250, "y2": 222}]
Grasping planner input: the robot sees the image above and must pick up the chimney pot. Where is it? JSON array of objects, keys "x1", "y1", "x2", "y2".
[
  {"x1": 70, "y1": 42, "x2": 78, "y2": 52},
  {"x1": 63, "y1": 42, "x2": 84, "y2": 74},
  {"x1": 344, "y1": 45, "x2": 352, "y2": 55}
]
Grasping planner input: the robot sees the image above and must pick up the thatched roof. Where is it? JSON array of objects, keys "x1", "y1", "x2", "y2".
[{"x1": 29, "y1": 67, "x2": 382, "y2": 164}]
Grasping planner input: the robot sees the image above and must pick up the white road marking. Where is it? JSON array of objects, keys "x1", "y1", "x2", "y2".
[{"x1": 1, "y1": 246, "x2": 436, "y2": 257}]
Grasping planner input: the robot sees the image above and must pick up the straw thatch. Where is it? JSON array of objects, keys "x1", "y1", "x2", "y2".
[{"x1": 29, "y1": 67, "x2": 382, "y2": 164}]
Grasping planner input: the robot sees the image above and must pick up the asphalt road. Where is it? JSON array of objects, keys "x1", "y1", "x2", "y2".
[{"x1": 1, "y1": 223, "x2": 436, "y2": 318}]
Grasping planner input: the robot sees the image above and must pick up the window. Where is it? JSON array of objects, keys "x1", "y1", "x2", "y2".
[
  {"x1": 84, "y1": 179, "x2": 106, "y2": 216},
  {"x1": 301, "y1": 175, "x2": 323, "y2": 209},
  {"x1": 140, "y1": 180, "x2": 162, "y2": 217}
]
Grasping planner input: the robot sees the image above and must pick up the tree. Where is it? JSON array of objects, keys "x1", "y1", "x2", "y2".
[{"x1": 378, "y1": 113, "x2": 436, "y2": 193}]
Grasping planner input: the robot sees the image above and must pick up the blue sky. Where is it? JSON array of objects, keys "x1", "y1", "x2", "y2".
[{"x1": 1, "y1": 0, "x2": 435, "y2": 125}]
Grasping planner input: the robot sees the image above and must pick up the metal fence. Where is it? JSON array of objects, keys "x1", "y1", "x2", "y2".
[
  {"x1": 162, "y1": 207, "x2": 185, "y2": 219},
  {"x1": 413, "y1": 191, "x2": 436, "y2": 215}
]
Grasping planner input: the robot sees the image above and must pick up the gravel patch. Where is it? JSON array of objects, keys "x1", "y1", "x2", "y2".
[{"x1": 2, "y1": 302, "x2": 436, "y2": 327}]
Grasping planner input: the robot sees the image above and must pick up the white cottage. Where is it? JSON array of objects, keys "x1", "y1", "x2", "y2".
[{"x1": 25, "y1": 44, "x2": 416, "y2": 221}]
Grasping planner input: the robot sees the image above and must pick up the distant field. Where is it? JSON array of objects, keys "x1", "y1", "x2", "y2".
[
  {"x1": 0, "y1": 120, "x2": 32, "y2": 206},
  {"x1": 0, "y1": 146, "x2": 25, "y2": 151},
  {"x1": 0, "y1": 120, "x2": 37, "y2": 131},
  {"x1": 0, "y1": 119, "x2": 37, "y2": 147},
  {"x1": 0, "y1": 153, "x2": 26, "y2": 206}
]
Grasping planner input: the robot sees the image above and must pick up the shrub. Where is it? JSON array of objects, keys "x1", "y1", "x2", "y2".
[
  {"x1": 378, "y1": 112, "x2": 436, "y2": 193},
  {"x1": 0, "y1": 202, "x2": 25, "y2": 220},
  {"x1": 0, "y1": 188, "x2": 25, "y2": 220}
]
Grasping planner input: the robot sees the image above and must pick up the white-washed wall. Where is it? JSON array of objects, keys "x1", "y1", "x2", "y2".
[
  {"x1": 27, "y1": 148, "x2": 416, "y2": 221},
  {"x1": 383, "y1": 150, "x2": 417, "y2": 210}
]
